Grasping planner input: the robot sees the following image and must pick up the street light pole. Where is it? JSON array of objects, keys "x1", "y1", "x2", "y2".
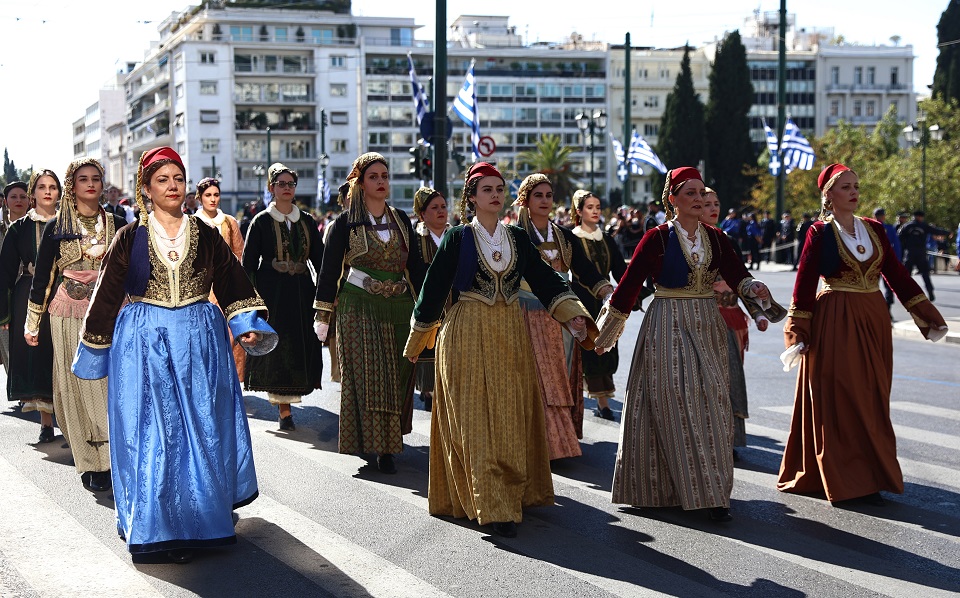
[
  {"x1": 576, "y1": 109, "x2": 607, "y2": 191},
  {"x1": 253, "y1": 163, "x2": 265, "y2": 204},
  {"x1": 902, "y1": 116, "x2": 943, "y2": 213}
]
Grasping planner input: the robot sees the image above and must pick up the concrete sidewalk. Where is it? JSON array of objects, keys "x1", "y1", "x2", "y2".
[{"x1": 893, "y1": 316, "x2": 960, "y2": 345}]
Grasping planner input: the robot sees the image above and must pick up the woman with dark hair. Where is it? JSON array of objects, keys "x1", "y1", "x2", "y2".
[
  {"x1": 72, "y1": 146, "x2": 275, "y2": 564},
  {"x1": 27, "y1": 159, "x2": 125, "y2": 492},
  {"x1": 196, "y1": 177, "x2": 246, "y2": 381},
  {"x1": 0, "y1": 181, "x2": 30, "y2": 382},
  {"x1": 404, "y1": 162, "x2": 594, "y2": 537},
  {"x1": 242, "y1": 163, "x2": 324, "y2": 431},
  {"x1": 314, "y1": 152, "x2": 424, "y2": 474},
  {"x1": 0, "y1": 171, "x2": 59, "y2": 441},
  {"x1": 778, "y1": 164, "x2": 947, "y2": 506},
  {"x1": 595, "y1": 167, "x2": 772, "y2": 522},
  {"x1": 411, "y1": 186, "x2": 449, "y2": 412},
  {"x1": 569, "y1": 189, "x2": 628, "y2": 421},
  {"x1": 513, "y1": 174, "x2": 611, "y2": 460}
]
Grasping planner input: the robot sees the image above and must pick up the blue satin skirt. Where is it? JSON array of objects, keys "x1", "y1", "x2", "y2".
[{"x1": 108, "y1": 301, "x2": 258, "y2": 554}]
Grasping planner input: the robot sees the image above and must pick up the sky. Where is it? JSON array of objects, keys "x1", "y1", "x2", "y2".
[{"x1": 0, "y1": 0, "x2": 948, "y2": 179}]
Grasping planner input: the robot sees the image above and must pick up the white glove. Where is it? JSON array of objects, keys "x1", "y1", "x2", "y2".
[{"x1": 314, "y1": 321, "x2": 329, "y2": 343}]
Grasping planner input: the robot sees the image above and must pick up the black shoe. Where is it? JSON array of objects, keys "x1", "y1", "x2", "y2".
[
  {"x1": 861, "y1": 492, "x2": 886, "y2": 506},
  {"x1": 421, "y1": 392, "x2": 432, "y2": 412},
  {"x1": 594, "y1": 407, "x2": 615, "y2": 421},
  {"x1": 86, "y1": 471, "x2": 112, "y2": 492},
  {"x1": 928, "y1": 292, "x2": 936, "y2": 303},
  {"x1": 708, "y1": 507, "x2": 732, "y2": 522},
  {"x1": 166, "y1": 549, "x2": 194, "y2": 564},
  {"x1": 279, "y1": 415, "x2": 295, "y2": 431},
  {"x1": 377, "y1": 454, "x2": 397, "y2": 474},
  {"x1": 491, "y1": 522, "x2": 517, "y2": 538},
  {"x1": 38, "y1": 426, "x2": 55, "y2": 443}
]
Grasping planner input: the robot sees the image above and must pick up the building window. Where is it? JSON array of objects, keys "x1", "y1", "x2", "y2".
[
  {"x1": 332, "y1": 167, "x2": 348, "y2": 180},
  {"x1": 639, "y1": 68, "x2": 649, "y2": 79},
  {"x1": 174, "y1": 54, "x2": 184, "y2": 70},
  {"x1": 854, "y1": 66, "x2": 863, "y2": 85},
  {"x1": 330, "y1": 111, "x2": 348, "y2": 125},
  {"x1": 200, "y1": 52, "x2": 216, "y2": 64},
  {"x1": 866, "y1": 100, "x2": 875, "y2": 117},
  {"x1": 175, "y1": 84, "x2": 184, "y2": 99},
  {"x1": 176, "y1": 141, "x2": 186, "y2": 155},
  {"x1": 643, "y1": 95, "x2": 659, "y2": 108},
  {"x1": 853, "y1": 100, "x2": 862, "y2": 117},
  {"x1": 312, "y1": 28, "x2": 333, "y2": 45},
  {"x1": 830, "y1": 100, "x2": 839, "y2": 116},
  {"x1": 230, "y1": 26, "x2": 253, "y2": 42},
  {"x1": 200, "y1": 110, "x2": 219, "y2": 123},
  {"x1": 643, "y1": 124, "x2": 659, "y2": 136},
  {"x1": 867, "y1": 66, "x2": 876, "y2": 85},
  {"x1": 175, "y1": 113, "x2": 185, "y2": 127},
  {"x1": 368, "y1": 132, "x2": 389, "y2": 145},
  {"x1": 330, "y1": 83, "x2": 348, "y2": 97},
  {"x1": 332, "y1": 139, "x2": 348, "y2": 153},
  {"x1": 200, "y1": 81, "x2": 218, "y2": 95},
  {"x1": 830, "y1": 66, "x2": 839, "y2": 85},
  {"x1": 659, "y1": 68, "x2": 670, "y2": 79},
  {"x1": 201, "y1": 138, "x2": 219, "y2": 153},
  {"x1": 890, "y1": 66, "x2": 899, "y2": 86},
  {"x1": 276, "y1": 27, "x2": 287, "y2": 42},
  {"x1": 331, "y1": 55, "x2": 345, "y2": 68}
]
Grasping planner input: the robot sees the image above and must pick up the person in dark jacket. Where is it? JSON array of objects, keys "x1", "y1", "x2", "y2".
[
  {"x1": 898, "y1": 210, "x2": 949, "y2": 302},
  {"x1": 874, "y1": 208, "x2": 902, "y2": 312}
]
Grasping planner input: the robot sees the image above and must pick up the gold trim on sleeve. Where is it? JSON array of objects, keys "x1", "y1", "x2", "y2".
[
  {"x1": 224, "y1": 296, "x2": 267, "y2": 321},
  {"x1": 903, "y1": 294, "x2": 928, "y2": 311},
  {"x1": 787, "y1": 304, "x2": 813, "y2": 319}
]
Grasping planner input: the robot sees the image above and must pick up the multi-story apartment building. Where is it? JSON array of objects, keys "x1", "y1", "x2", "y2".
[{"x1": 71, "y1": 85, "x2": 125, "y2": 179}]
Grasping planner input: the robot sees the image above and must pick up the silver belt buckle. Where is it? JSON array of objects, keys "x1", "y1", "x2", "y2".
[{"x1": 64, "y1": 278, "x2": 92, "y2": 300}]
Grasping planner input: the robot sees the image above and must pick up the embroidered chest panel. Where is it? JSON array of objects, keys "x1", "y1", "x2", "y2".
[
  {"x1": 824, "y1": 222, "x2": 884, "y2": 290},
  {"x1": 143, "y1": 219, "x2": 209, "y2": 306}
]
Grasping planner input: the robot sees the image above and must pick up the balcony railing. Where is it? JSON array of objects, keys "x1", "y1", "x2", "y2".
[
  {"x1": 227, "y1": 34, "x2": 358, "y2": 46},
  {"x1": 234, "y1": 63, "x2": 316, "y2": 75},
  {"x1": 128, "y1": 99, "x2": 170, "y2": 126},
  {"x1": 234, "y1": 122, "x2": 318, "y2": 132},
  {"x1": 825, "y1": 83, "x2": 912, "y2": 92},
  {"x1": 233, "y1": 92, "x2": 315, "y2": 104}
]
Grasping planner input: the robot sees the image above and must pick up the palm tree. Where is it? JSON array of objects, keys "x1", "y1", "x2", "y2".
[{"x1": 515, "y1": 134, "x2": 578, "y2": 205}]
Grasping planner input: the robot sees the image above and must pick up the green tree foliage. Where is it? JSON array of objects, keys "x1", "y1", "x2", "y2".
[
  {"x1": 3, "y1": 148, "x2": 18, "y2": 187},
  {"x1": 933, "y1": 0, "x2": 960, "y2": 102},
  {"x1": 655, "y1": 45, "x2": 706, "y2": 194},
  {"x1": 515, "y1": 134, "x2": 577, "y2": 205},
  {"x1": 705, "y1": 31, "x2": 756, "y2": 213}
]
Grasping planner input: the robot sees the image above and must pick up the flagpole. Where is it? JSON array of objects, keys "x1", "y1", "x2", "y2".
[
  {"x1": 775, "y1": 0, "x2": 787, "y2": 220},
  {"x1": 432, "y1": 0, "x2": 448, "y2": 196},
  {"x1": 623, "y1": 33, "x2": 631, "y2": 207}
]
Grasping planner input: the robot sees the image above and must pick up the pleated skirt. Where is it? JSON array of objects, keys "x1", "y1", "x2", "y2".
[
  {"x1": 429, "y1": 300, "x2": 554, "y2": 525},
  {"x1": 109, "y1": 301, "x2": 258, "y2": 554},
  {"x1": 612, "y1": 297, "x2": 734, "y2": 509}
]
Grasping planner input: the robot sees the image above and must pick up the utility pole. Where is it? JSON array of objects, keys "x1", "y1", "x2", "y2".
[
  {"x1": 623, "y1": 33, "x2": 631, "y2": 207},
  {"x1": 431, "y1": 0, "x2": 448, "y2": 197},
  {"x1": 775, "y1": 0, "x2": 787, "y2": 219}
]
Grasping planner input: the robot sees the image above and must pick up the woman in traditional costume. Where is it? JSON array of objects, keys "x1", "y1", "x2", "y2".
[
  {"x1": 196, "y1": 177, "x2": 246, "y2": 382},
  {"x1": 1, "y1": 181, "x2": 30, "y2": 383},
  {"x1": 26, "y1": 159, "x2": 125, "y2": 492},
  {"x1": 699, "y1": 188, "x2": 784, "y2": 454},
  {"x1": 594, "y1": 167, "x2": 771, "y2": 522},
  {"x1": 514, "y1": 175, "x2": 611, "y2": 460},
  {"x1": 411, "y1": 186, "x2": 450, "y2": 412},
  {"x1": 569, "y1": 190, "x2": 628, "y2": 421},
  {"x1": 72, "y1": 146, "x2": 275, "y2": 564},
  {"x1": 777, "y1": 164, "x2": 946, "y2": 505},
  {"x1": 314, "y1": 152, "x2": 424, "y2": 474},
  {"x1": 404, "y1": 162, "x2": 595, "y2": 537},
  {"x1": 242, "y1": 163, "x2": 324, "y2": 431},
  {"x1": 0, "y1": 172, "x2": 59, "y2": 441}
]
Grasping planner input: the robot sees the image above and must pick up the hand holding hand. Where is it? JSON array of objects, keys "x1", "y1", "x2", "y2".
[
  {"x1": 751, "y1": 281, "x2": 770, "y2": 301},
  {"x1": 314, "y1": 321, "x2": 329, "y2": 343},
  {"x1": 569, "y1": 316, "x2": 586, "y2": 332}
]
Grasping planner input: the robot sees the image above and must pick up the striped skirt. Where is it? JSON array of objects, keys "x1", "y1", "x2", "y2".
[{"x1": 612, "y1": 297, "x2": 734, "y2": 509}]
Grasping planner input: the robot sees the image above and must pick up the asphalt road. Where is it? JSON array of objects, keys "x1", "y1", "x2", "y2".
[{"x1": 0, "y1": 265, "x2": 958, "y2": 597}]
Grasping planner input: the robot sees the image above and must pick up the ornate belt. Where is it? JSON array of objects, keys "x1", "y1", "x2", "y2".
[
  {"x1": 271, "y1": 258, "x2": 307, "y2": 275},
  {"x1": 346, "y1": 268, "x2": 408, "y2": 298},
  {"x1": 19, "y1": 262, "x2": 35, "y2": 278},
  {"x1": 63, "y1": 278, "x2": 95, "y2": 300}
]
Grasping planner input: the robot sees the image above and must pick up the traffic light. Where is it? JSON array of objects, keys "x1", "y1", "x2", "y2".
[
  {"x1": 419, "y1": 149, "x2": 432, "y2": 181},
  {"x1": 451, "y1": 150, "x2": 466, "y2": 175},
  {"x1": 409, "y1": 146, "x2": 420, "y2": 177}
]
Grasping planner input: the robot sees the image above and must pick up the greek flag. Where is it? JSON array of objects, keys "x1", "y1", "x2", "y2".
[
  {"x1": 316, "y1": 170, "x2": 330, "y2": 207},
  {"x1": 628, "y1": 130, "x2": 667, "y2": 175},
  {"x1": 781, "y1": 118, "x2": 815, "y2": 173},
  {"x1": 763, "y1": 120, "x2": 781, "y2": 177},
  {"x1": 610, "y1": 133, "x2": 626, "y2": 166},
  {"x1": 407, "y1": 53, "x2": 428, "y2": 127},
  {"x1": 453, "y1": 60, "x2": 481, "y2": 160}
]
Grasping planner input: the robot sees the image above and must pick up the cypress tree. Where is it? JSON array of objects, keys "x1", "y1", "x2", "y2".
[
  {"x1": 655, "y1": 45, "x2": 705, "y2": 195},
  {"x1": 933, "y1": 0, "x2": 960, "y2": 102},
  {"x1": 705, "y1": 31, "x2": 756, "y2": 212}
]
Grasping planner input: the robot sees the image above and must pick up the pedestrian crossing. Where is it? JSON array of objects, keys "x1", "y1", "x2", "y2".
[{"x1": 0, "y1": 384, "x2": 958, "y2": 597}]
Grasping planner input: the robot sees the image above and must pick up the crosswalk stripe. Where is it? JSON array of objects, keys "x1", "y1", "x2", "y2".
[
  {"x1": 0, "y1": 457, "x2": 162, "y2": 598},
  {"x1": 891, "y1": 401, "x2": 960, "y2": 422},
  {"x1": 239, "y1": 495, "x2": 452, "y2": 598},
  {"x1": 761, "y1": 405, "x2": 960, "y2": 452}
]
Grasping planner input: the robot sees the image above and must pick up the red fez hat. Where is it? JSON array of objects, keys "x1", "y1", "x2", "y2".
[
  {"x1": 141, "y1": 146, "x2": 184, "y2": 171},
  {"x1": 668, "y1": 166, "x2": 702, "y2": 191},
  {"x1": 466, "y1": 162, "x2": 504, "y2": 184},
  {"x1": 817, "y1": 163, "x2": 850, "y2": 191}
]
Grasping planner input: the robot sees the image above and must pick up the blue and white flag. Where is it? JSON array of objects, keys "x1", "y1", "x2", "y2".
[
  {"x1": 763, "y1": 120, "x2": 781, "y2": 177},
  {"x1": 407, "y1": 52, "x2": 428, "y2": 127},
  {"x1": 628, "y1": 130, "x2": 667, "y2": 175},
  {"x1": 610, "y1": 133, "x2": 626, "y2": 166},
  {"x1": 781, "y1": 118, "x2": 815, "y2": 173},
  {"x1": 452, "y1": 60, "x2": 481, "y2": 160},
  {"x1": 316, "y1": 170, "x2": 330, "y2": 207}
]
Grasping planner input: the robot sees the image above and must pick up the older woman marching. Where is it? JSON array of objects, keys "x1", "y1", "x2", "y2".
[
  {"x1": 314, "y1": 153, "x2": 425, "y2": 474},
  {"x1": 595, "y1": 167, "x2": 772, "y2": 522},
  {"x1": 515, "y1": 174, "x2": 611, "y2": 460},
  {"x1": 242, "y1": 164, "x2": 324, "y2": 430},
  {"x1": 27, "y1": 159, "x2": 125, "y2": 492},
  {"x1": 0, "y1": 171, "x2": 59, "y2": 441},
  {"x1": 73, "y1": 146, "x2": 275, "y2": 564},
  {"x1": 404, "y1": 162, "x2": 595, "y2": 537},
  {"x1": 411, "y1": 186, "x2": 450, "y2": 412},
  {"x1": 777, "y1": 164, "x2": 947, "y2": 506}
]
